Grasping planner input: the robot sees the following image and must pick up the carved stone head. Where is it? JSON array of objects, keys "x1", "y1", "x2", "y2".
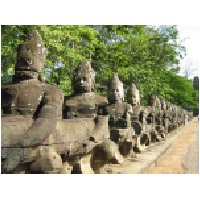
[
  {"x1": 127, "y1": 83, "x2": 140, "y2": 106},
  {"x1": 108, "y1": 74, "x2": 124, "y2": 103},
  {"x1": 14, "y1": 29, "x2": 47, "y2": 82},
  {"x1": 160, "y1": 99, "x2": 166, "y2": 110},
  {"x1": 73, "y1": 60, "x2": 95, "y2": 93},
  {"x1": 155, "y1": 96, "x2": 161, "y2": 109},
  {"x1": 148, "y1": 95, "x2": 156, "y2": 106},
  {"x1": 165, "y1": 101, "x2": 170, "y2": 110},
  {"x1": 172, "y1": 105, "x2": 178, "y2": 112}
]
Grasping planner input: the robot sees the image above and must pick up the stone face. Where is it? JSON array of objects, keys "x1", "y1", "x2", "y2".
[
  {"x1": 148, "y1": 95, "x2": 156, "y2": 107},
  {"x1": 127, "y1": 83, "x2": 140, "y2": 106},
  {"x1": 107, "y1": 74, "x2": 124, "y2": 104},
  {"x1": 73, "y1": 60, "x2": 95, "y2": 94},
  {"x1": 14, "y1": 30, "x2": 47, "y2": 83}
]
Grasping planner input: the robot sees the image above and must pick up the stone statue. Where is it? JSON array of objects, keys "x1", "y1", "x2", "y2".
[
  {"x1": 127, "y1": 83, "x2": 140, "y2": 106},
  {"x1": 1, "y1": 30, "x2": 63, "y2": 174},
  {"x1": 146, "y1": 95, "x2": 162, "y2": 143},
  {"x1": 72, "y1": 60, "x2": 95, "y2": 93},
  {"x1": 106, "y1": 74, "x2": 132, "y2": 129},
  {"x1": 167, "y1": 102, "x2": 174, "y2": 132},
  {"x1": 99, "y1": 74, "x2": 135, "y2": 157},
  {"x1": 64, "y1": 62, "x2": 124, "y2": 173},
  {"x1": 107, "y1": 73, "x2": 125, "y2": 104},
  {"x1": 161, "y1": 99, "x2": 166, "y2": 110},
  {"x1": 155, "y1": 96, "x2": 161, "y2": 110},
  {"x1": 160, "y1": 99, "x2": 170, "y2": 135},
  {"x1": 172, "y1": 105, "x2": 178, "y2": 130},
  {"x1": 2, "y1": 33, "x2": 111, "y2": 174},
  {"x1": 158, "y1": 98, "x2": 166, "y2": 138},
  {"x1": 2, "y1": 29, "x2": 63, "y2": 118},
  {"x1": 1, "y1": 29, "x2": 191, "y2": 174},
  {"x1": 148, "y1": 94, "x2": 157, "y2": 107},
  {"x1": 127, "y1": 84, "x2": 145, "y2": 152},
  {"x1": 13, "y1": 29, "x2": 47, "y2": 83},
  {"x1": 154, "y1": 96, "x2": 165, "y2": 139},
  {"x1": 64, "y1": 60, "x2": 108, "y2": 119}
]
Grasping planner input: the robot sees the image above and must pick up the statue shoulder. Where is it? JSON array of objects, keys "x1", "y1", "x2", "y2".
[
  {"x1": 95, "y1": 95, "x2": 108, "y2": 105},
  {"x1": 65, "y1": 96, "x2": 78, "y2": 106}
]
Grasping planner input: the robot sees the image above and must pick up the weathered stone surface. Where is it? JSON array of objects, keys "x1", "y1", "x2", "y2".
[
  {"x1": 73, "y1": 60, "x2": 95, "y2": 93},
  {"x1": 30, "y1": 146, "x2": 62, "y2": 173},
  {"x1": 1, "y1": 117, "x2": 33, "y2": 147},
  {"x1": 100, "y1": 139, "x2": 124, "y2": 163},
  {"x1": 1, "y1": 30, "x2": 63, "y2": 173},
  {"x1": 2, "y1": 83, "x2": 63, "y2": 118},
  {"x1": 80, "y1": 154, "x2": 95, "y2": 174},
  {"x1": 107, "y1": 74, "x2": 125, "y2": 104},
  {"x1": 65, "y1": 94, "x2": 107, "y2": 119},
  {"x1": 63, "y1": 62, "x2": 123, "y2": 172},
  {"x1": 98, "y1": 74, "x2": 135, "y2": 157},
  {"x1": 127, "y1": 84, "x2": 149, "y2": 152},
  {"x1": 58, "y1": 162, "x2": 73, "y2": 174},
  {"x1": 14, "y1": 29, "x2": 47, "y2": 83},
  {"x1": 64, "y1": 60, "x2": 107, "y2": 120},
  {"x1": 127, "y1": 83, "x2": 140, "y2": 106},
  {"x1": 91, "y1": 116, "x2": 109, "y2": 141},
  {"x1": 1, "y1": 29, "x2": 193, "y2": 174}
]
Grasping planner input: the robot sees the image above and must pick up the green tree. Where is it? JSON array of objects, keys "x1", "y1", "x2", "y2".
[
  {"x1": 1, "y1": 25, "x2": 100, "y2": 95},
  {"x1": 90, "y1": 26, "x2": 185, "y2": 93},
  {"x1": 2, "y1": 25, "x2": 197, "y2": 110}
]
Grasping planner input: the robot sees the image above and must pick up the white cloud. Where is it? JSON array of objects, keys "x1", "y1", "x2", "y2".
[{"x1": 177, "y1": 25, "x2": 199, "y2": 79}]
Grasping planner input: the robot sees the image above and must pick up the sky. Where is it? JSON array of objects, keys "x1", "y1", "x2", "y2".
[{"x1": 177, "y1": 25, "x2": 199, "y2": 79}]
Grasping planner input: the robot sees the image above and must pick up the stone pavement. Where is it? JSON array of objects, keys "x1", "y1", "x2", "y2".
[
  {"x1": 99, "y1": 117, "x2": 199, "y2": 174},
  {"x1": 183, "y1": 123, "x2": 199, "y2": 174},
  {"x1": 143, "y1": 117, "x2": 199, "y2": 174}
]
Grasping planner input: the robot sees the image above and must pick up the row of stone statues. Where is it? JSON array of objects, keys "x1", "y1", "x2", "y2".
[{"x1": 1, "y1": 30, "x2": 192, "y2": 174}]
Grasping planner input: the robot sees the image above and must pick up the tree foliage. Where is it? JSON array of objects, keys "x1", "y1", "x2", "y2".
[{"x1": 1, "y1": 25, "x2": 198, "y2": 110}]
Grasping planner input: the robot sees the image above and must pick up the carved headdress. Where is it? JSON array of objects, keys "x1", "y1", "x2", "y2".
[
  {"x1": 127, "y1": 83, "x2": 140, "y2": 106},
  {"x1": 14, "y1": 29, "x2": 47, "y2": 83},
  {"x1": 108, "y1": 73, "x2": 124, "y2": 103},
  {"x1": 73, "y1": 60, "x2": 95, "y2": 93}
]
